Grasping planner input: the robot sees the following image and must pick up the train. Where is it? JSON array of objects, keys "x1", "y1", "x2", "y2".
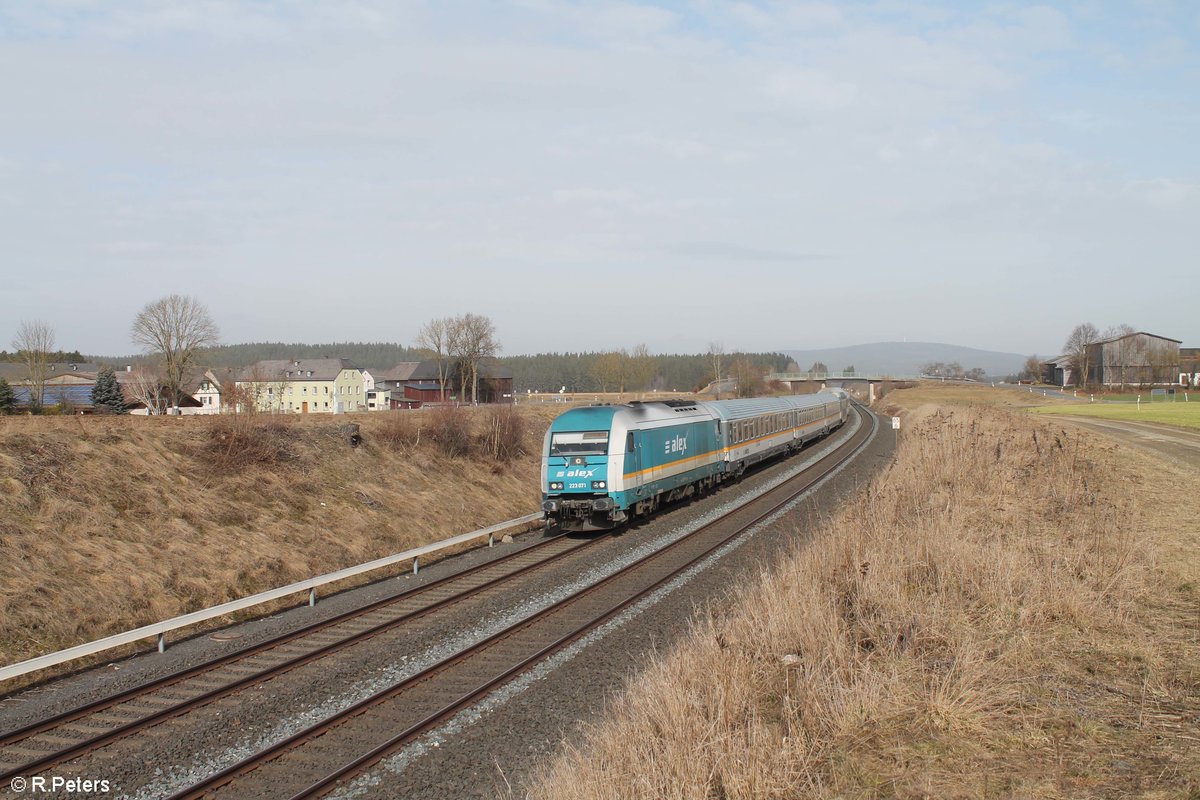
[{"x1": 540, "y1": 389, "x2": 851, "y2": 532}]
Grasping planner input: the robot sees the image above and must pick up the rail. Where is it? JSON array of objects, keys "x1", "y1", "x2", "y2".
[{"x1": 0, "y1": 513, "x2": 542, "y2": 685}]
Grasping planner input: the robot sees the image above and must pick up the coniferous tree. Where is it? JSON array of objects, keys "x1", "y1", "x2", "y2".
[
  {"x1": 91, "y1": 367, "x2": 127, "y2": 414},
  {"x1": 0, "y1": 377, "x2": 14, "y2": 414}
]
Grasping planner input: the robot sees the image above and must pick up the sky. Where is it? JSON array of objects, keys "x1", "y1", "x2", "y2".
[{"x1": 1, "y1": 1, "x2": 1197, "y2": 358}]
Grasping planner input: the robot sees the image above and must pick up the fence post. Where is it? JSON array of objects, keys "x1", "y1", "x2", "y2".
[
  {"x1": 413, "y1": 557, "x2": 419, "y2": 575},
  {"x1": 308, "y1": 588, "x2": 316, "y2": 607},
  {"x1": 157, "y1": 633, "x2": 166, "y2": 654}
]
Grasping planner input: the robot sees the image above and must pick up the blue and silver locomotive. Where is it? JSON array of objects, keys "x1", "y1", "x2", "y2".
[{"x1": 540, "y1": 390, "x2": 849, "y2": 532}]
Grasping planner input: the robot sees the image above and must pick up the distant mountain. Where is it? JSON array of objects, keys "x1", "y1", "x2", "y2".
[{"x1": 784, "y1": 342, "x2": 1028, "y2": 378}]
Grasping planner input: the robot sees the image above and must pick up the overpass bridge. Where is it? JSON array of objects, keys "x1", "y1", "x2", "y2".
[{"x1": 701, "y1": 373, "x2": 919, "y2": 402}]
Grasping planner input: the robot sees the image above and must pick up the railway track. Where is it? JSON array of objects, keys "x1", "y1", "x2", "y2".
[
  {"x1": 163, "y1": 404, "x2": 875, "y2": 799},
  {"x1": 0, "y1": 529, "x2": 604, "y2": 784}
]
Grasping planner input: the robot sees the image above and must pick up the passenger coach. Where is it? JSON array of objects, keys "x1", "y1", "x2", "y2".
[{"x1": 541, "y1": 390, "x2": 849, "y2": 532}]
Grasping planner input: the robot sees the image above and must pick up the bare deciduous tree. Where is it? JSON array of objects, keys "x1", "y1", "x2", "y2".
[
  {"x1": 707, "y1": 341, "x2": 724, "y2": 398},
  {"x1": 448, "y1": 313, "x2": 500, "y2": 404},
  {"x1": 628, "y1": 344, "x2": 656, "y2": 396},
  {"x1": 416, "y1": 317, "x2": 454, "y2": 403},
  {"x1": 1103, "y1": 323, "x2": 1137, "y2": 387},
  {"x1": 126, "y1": 362, "x2": 166, "y2": 415},
  {"x1": 1146, "y1": 340, "x2": 1179, "y2": 386},
  {"x1": 235, "y1": 363, "x2": 287, "y2": 414},
  {"x1": 11, "y1": 319, "x2": 55, "y2": 410},
  {"x1": 730, "y1": 358, "x2": 766, "y2": 398},
  {"x1": 1021, "y1": 355, "x2": 1042, "y2": 382},
  {"x1": 131, "y1": 295, "x2": 219, "y2": 410},
  {"x1": 589, "y1": 351, "x2": 624, "y2": 393},
  {"x1": 1063, "y1": 322, "x2": 1100, "y2": 388}
]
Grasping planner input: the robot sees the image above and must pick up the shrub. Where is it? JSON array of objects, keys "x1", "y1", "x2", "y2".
[
  {"x1": 478, "y1": 405, "x2": 526, "y2": 462},
  {"x1": 203, "y1": 415, "x2": 297, "y2": 473},
  {"x1": 427, "y1": 405, "x2": 473, "y2": 458},
  {"x1": 375, "y1": 412, "x2": 421, "y2": 451}
]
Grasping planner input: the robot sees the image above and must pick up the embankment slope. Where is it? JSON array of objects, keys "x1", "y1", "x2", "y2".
[{"x1": 0, "y1": 407, "x2": 559, "y2": 672}]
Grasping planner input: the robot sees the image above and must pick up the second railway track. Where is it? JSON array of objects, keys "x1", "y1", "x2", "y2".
[
  {"x1": 167, "y1": 404, "x2": 876, "y2": 799},
  {"x1": 0, "y1": 528, "x2": 605, "y2": 783},
  {"x1": 1, "y1": 403, "x2": 876, "y2": 799}
]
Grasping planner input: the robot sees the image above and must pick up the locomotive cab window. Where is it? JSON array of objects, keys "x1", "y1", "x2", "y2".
[
  {"x1": 550, "y1": 431, "x2": 610, "y2": 456},
  {"x1": 626, "y1": 432, "x2": 635, "y2": 453}
]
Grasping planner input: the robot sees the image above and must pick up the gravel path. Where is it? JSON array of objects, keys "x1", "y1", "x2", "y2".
[{"x1": 1049, "y1": 416, "x2": 1200, "y2": 469}]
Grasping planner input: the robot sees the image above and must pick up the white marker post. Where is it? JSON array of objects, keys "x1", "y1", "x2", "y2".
[{"x1": 891, "y1": 416, "x2": 900, "y2": 431}]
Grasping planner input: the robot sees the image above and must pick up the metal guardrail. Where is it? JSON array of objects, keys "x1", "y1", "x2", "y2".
[{"x1": 0, "y1": 512, "x2": 543, "y2": 685}]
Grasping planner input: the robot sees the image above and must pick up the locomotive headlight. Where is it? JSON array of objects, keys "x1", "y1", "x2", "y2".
[
  {"x1": 591, "y1": 480, "x2": 606, "y2": 490},
  {"x1": 549, "y1": 481, "x2": 564, "y2": 490}
]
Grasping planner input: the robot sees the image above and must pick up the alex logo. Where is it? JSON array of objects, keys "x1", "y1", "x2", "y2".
[
  {"x1": 556, "y1": 468, "x2": 597, "y2": 478},
  {"x1": 663, "y1": 435, "x2": 688, "y2": 456}
]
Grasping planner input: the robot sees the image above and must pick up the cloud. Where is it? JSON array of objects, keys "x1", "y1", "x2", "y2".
[
  {"x1": 1, "y1": 2, "x2": 1197, "y2": 356},
  {"x1": 652, "y1": 242, "x2": 836, "y2": 263}
]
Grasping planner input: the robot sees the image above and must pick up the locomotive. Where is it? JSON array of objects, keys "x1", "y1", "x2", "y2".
[{"x1": 540, "y1": 389, "x2": 850, "y2": 532}]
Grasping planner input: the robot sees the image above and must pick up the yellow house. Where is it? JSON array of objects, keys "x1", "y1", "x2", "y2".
[{"x1": 235, "y1": 358, "x2": 366, "y2": 413}]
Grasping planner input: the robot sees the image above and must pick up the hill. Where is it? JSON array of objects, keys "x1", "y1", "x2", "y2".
[{"x1": 785, "y1": 341, "x2": 1028, "y2": 378}]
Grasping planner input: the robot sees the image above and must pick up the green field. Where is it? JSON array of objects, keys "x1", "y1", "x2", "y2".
[{"x1": 1029, "y1": 400, "x2": 1200, "y2": 429}]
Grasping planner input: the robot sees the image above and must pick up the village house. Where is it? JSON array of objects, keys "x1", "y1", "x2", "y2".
[{"x1": 234, "y1": 358, "x2": 366, "y2": 414}]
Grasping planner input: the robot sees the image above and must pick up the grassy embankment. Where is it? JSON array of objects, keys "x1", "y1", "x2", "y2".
[
  {"x1": 529, "y1": 384, "x2": 1199, "y2": 798},
  {"x1": 0, "y1": 405, "x2": 569, "y2": 680}
]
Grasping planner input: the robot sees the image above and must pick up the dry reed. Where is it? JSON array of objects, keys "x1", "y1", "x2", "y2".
[{"x1": 528, "y1": 403, "x2": 1199, "y2": 798}]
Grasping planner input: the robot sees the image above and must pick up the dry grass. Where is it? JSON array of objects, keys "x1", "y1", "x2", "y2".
[
  {"x1": 527, "y1": 400, "x2": 1199, "y2": 798},
  {"x1": 0, "y1": 406, "x2": 563, "y2": 679}
]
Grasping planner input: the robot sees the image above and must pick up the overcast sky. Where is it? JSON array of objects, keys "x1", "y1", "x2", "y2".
[{"x1": 2, "y1": 1, "x2": 1197, "y2": 358}]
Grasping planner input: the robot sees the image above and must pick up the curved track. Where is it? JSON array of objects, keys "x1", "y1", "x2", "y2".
[
  {"x1": 167, "y1": 404, "x2": 875, "y2": 799},
  {"x1": 0, "y1": 530, "x2": 600, "y2": 783}
]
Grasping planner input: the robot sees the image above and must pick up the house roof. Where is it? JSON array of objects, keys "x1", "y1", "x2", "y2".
[
  {"x1": 390, "y1": 358, "x2": 513, "y2": 381},
  {"x1": 237, "y1": 358, "x2": 363, "y2": 382},
  {"x1": 379, "y1": 361, "x2": 421, "y2": 382},
  {"x1": 1093, "y1": 331, "x2": 1182, "y2": 346},
  {"x1": 0, "y1": 362, "x2": 103, "y2": 382}
]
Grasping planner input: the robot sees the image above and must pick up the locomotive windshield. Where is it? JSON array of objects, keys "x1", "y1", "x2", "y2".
[{"x1": 550, "y1": 430, "x2": 610, "y2": 456}]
